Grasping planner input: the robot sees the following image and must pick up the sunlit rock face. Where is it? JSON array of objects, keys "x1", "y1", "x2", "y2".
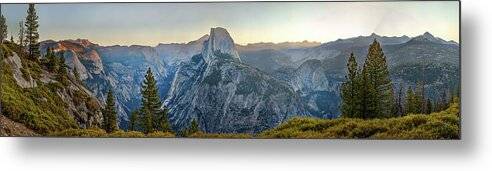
[
  {"x1": 202, "y1": 27, "x2": 241, "y2": 64},
  {"x1": 41, "y1": 40, "x2": 173, "y2": 128}
]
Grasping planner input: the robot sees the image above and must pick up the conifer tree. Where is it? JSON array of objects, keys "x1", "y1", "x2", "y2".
[
  {"x1": 18, "y1": 21, "x2": 25, "y2": 48},
  {"x1": 25, "y1": 4, "x2": 40, "y2": 60},
  {"x1": 414, "y1": 82, "x2": 425, "y2": 113},
  {"x1": 394, "y1": 84, "x2": 404, "y2": 116},
  {"x1": 45, "y1": 48, "x2": 58, "y2": 72},
  {"x1": 142, "y1": 108, "x2": 153, "y2": 133},
  {"x1": 359, "y1": 68, "x2": 378, "y2": 118},
  {"x1": 0, "y1": 14, "x2": 6, "y2": 43},
  {"x1": 103, "y1": 89, "x2": 118, "y2": 133},
  {"x1": 157, "y1": 108, "x2": 172, "y2": 132},
  {"x1": 56, "y1": 54, "x2": 69, "y2": 85},
  {"x1": 140, "y1": 67, "x2": 171, "y2": 133},
  {"x1": 10, "y1": 35, "x2": 14, "y2": 43},
  {"x1": 341, "y1": 53, "x2": 361, "y2": 118},
  {"x1": 405, "y1": 87, "x2": 417, "y2": 114},
  {"x1": 361, "y1": 40, "x2": 395, "y2": 118},
  {"x1": 129, "y1": 110, "x2": 139, "y2": 131}
]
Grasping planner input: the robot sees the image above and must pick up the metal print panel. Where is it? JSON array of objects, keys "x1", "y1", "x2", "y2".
[{"x1": 0, "y1": 1, "x2": 460, "y2": 139}]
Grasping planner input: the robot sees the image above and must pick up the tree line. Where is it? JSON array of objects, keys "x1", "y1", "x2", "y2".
[{"x1": 340, "y1": 40, "x2": 456, "y2": 119}]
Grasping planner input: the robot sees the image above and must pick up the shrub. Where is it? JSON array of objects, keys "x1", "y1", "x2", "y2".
[
  {"x1": 146, "y1": 131, "x2": 175, "y2": 138},
  {"x1": 49, "y1": 129, "x2": 175, "y2": 138},
  {"x1": 49, "y1": 128, "x2": 107, "y2": 137},
  {"x1": 189, "y1": 131, "x2": 253, "y2": 139},
  {"x1": 108, "y1": 130, "x2": 146, "y2": 138},
  {"x1": 259, "y1": 101, "x2": 460, "y2": 139}
]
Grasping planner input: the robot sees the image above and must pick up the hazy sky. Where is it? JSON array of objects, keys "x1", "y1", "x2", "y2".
[{"x1": 1, "y1": 2, "x2": 459, "y2": 46}]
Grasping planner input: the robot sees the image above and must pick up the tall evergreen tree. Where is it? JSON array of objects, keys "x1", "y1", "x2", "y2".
[
  {"x1": 361, "y1": 40, "x2": 395, "y2": 118},
  {"x1": 103, "y1": 89, "x2": 118, "y2": 133},
  {"x1": 25, "y1": 4, "x2": 40, "y2": 60},
  {"x1": 18, "y1": 21, "x2": 25, "y2": 48},
  {"x1": 395, "y1": 83, "x2": 404, "y2": 116},
  {"x1": 56, "y1": 53, "x2": 69, "y2": 85},
  {"x1": 140, "y1": 67, "x2": 171, "y2": 133},
  {"x1": 414, "y1": 82, "x2": 425, "y2": 113},
  {"x1": 341, "y1": 53, "x2": 361, "y2": 118},
  {"x1": 405, "y1": 87, "x2": 417, "y2": 114},
  {"x1": 129, "y1": 110, "x2": 139, "y2": 131},
  {"x1": 157, "y1": 108, "x2": 172, "y2": 132},
  {"x1": 0, "y1": 14, "x2": 7, "y2": 43}
]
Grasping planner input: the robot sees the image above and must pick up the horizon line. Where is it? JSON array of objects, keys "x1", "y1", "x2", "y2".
[{"x1": 40, "y1": 31, "x2": 457, "y2": 47}]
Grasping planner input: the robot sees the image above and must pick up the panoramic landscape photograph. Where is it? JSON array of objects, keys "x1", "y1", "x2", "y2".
[{"x1": 0, "y1": 1, "x2": 460, "y2": 139}]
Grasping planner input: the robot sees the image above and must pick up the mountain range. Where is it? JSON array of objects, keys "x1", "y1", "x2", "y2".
[{"x1": 39, "y1": 28, "x2": 460, "y2": 133}]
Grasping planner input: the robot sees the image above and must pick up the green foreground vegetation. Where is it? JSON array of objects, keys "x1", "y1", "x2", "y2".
[
  {"x1": 260, "y1": 98, "x2": 460, "y2": 139},
  {"x1": 1, "y1": 43, "x2": 79, "y2": 134}
]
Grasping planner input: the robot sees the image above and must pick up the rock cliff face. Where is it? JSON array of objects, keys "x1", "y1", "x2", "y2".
[
  {"x1": 41, "y1": 40, "x2": 172, "y2": 128},
  {"x1": 202, "y1": 27, "x2": 241, "y2": 63},
  {"x1": 165, "y1": 28, "x2": 307, "y2": 133},
  {"x1": 1, "y1": 46, "x2": 103, "y2": 133},
  {"x1": 284, "y1": 59, "x2": 343, "y2": 118}
]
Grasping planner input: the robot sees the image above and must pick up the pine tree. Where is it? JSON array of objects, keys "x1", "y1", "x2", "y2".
[
  {"x1": 341, "y1": 53, "x2": 361, "y2": 118},
  {"x1": 157, "y1": 107, "x2": 172, "y2": 132},
  {"x1": 129, "y1": 110, "x2": 139, "y2": 131},
  {"x1": 103, "y1": 89, "x2": 118, "y2": 133},
  {"x1": 56, "y1": 53, "x2": 69, "y2": 85},
  {"x1": 25, "y1": 4, "x2": 40, "y2": 60},
  {"x1": 404, "y1": 87, "x2": 417, "y2": 114},
  {"x1": 361, "y1": 40, "x2": 395, "y2": 118},
  {"x1": 0, "y1": 14, "x2": 7, "y2": 43},
  {"x1": 18, "y1": 21, "x2": 25, "y2": 48},
  {"x1": 10, "y1": 35, "x2": 14, "y2": 43},
  {"x1": 140, "y1": 67, "x2": 171, "y2": 133},
  {"x1": 395, "y1": 83, "x2": 404, "y2": 116},
  {"x1": 359, "y1": 67, "x2": 378, "y2": 119},
  {"x1": 142, "y1": 108, "x2": 153, "y2": 134},
  {"x1": 414, "y1": 82, "x2": 425, "y2": 113},
  {"x1": 45, "y1": 48, "x2": 58, "y2": 72}
]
